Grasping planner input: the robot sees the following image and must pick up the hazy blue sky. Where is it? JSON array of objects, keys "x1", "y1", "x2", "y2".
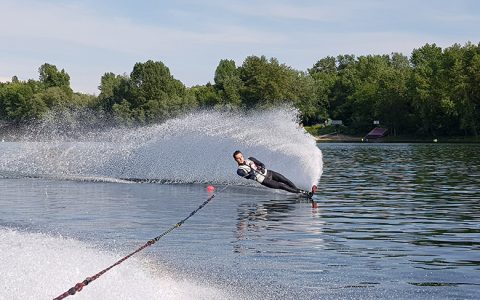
[{"x1": 1, "y1": 0, "x2": 479, "y2": 94}]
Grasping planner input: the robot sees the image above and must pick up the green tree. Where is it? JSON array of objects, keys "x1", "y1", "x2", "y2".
[
  {"x1": 239, "y1": 56, "x2": 298, "y2": 108},
  {"x1": 293, "y1": 72, "x2": 325, "y2": 125},
  {"x1": 310, "y1": 56, "x2": 337, "y2": 74},
  {"x1": 464, "y1": 43, "x2": 480, "y2": 136},
  {"x1": 97, "y1": 72, "x2": 130, "y2": 112},
  {"x1": 36, "y1": 86, "x2": 72, "y2": 109},
  {"x1": 191, "y1": 83, "x2": 221, "y2": 108},
  {"x1": 112, "y1": 99, "x2": 136, "y2": 126},
  {"x1": 0, "y1": 82, "x2": 47, "y2": 123},
  {"x1": 329, "y1": 54, "x2": 358, "y2": 126},
  {"x1": 71, "y1": 92, "x2": 97, "y2": 109},
  {"x1": 350, "y1": 55, "x2": 392, "y2": 132},
  {"x1": 443, "y1": 43, "x2": 480, "y2": 136},
  {"x1": 214, "y1": 59, "x2": 242, "y2": 107},
  {"x1": 309, "y1": 56, "x2": 338, "y2": 124},
  {"x1": 375, "y1": 53, "x2": 413, "y2": 136},
  {"x1": 38, "y1": 63, "x2": 72, "y2": 92},
  {"x1": 410, "y1": 43, "x2": 454, "y2": 135},
  {"x1": 128, "y1": 60, "x2": 191, "y2": 123}
]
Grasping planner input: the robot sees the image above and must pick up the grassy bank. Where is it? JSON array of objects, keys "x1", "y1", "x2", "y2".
[{"x1": 304, "y1": 125, "x2": 480, "y2": 143}]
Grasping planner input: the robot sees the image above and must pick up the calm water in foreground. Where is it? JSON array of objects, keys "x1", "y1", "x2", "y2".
[{"x1": 1, "y1": 143, "x2": 479, "y2": 299}]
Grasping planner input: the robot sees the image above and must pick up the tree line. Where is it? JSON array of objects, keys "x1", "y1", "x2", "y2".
[{"x1": 1, "y1": 42, "x2": 479, "y2": 136}]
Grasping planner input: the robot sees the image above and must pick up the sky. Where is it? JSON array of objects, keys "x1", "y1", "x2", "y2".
[{"x1": 0, "y1": 0, "x2": 479, "y2": 94}]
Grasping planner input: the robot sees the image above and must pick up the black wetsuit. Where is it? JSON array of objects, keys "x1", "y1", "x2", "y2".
[{"x1": 237, "y1": 157, "x2": 301, "y2": 194}]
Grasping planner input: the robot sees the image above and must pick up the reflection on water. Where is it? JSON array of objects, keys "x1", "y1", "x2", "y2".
[
  {"x1": 318, "y1": 143, "x2": 479, "y2": 266},
  {"x1": 233, "y1": 197, "x2": 320, "y2": 255},
  {"x1": 1, "y1": 143, "x2": 479, "y2": 299},
  {"x1": 229, "y1": 143, "x2": 480, "y2": 298}
]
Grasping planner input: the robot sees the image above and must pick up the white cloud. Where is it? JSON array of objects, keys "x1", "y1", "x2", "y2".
[
  {"x1": 221, "y1": 1, "x2": 349, "y2": 22},
  {"x1": 176, "y1": 0, "x2": 359, "y2": 22},
  {"x1": 1, "y1": 0, "x2": 478, "y2": 94},
  {"x1": 241, "y1": 28, "x2": 462, "y2": 74},
  {"x1": 306, "y1": 31, "x2": 453, "y2": 55},
  {"x1": 0, "y1": 1, "x2": 285, "y2": 56},
  {"x1": 0, "y1": 0, "x2": 290, "y2": 93},
  {"x1": 431, "y1": 13, "x2": 480, "y2": 23}
]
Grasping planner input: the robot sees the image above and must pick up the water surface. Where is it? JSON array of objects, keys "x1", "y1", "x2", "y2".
[{"x1": 1, "y1": 142, "x2": 479, "y2": 299}]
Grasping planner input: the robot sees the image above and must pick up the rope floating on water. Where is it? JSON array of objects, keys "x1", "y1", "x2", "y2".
[
  {"x1": 52, "y1": 187, "x2": 223, "y2": 300},
  {"x1": 52, "y1": 171, "x2": 314, "y2": 299}
]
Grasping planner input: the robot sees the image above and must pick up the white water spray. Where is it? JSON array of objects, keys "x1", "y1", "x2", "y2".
[
  {"x1": 0, "y1": 228, "x2": 239, "y2": 300},
  {"x1": 0, "y1": 108, "x2": 322, "y2": 189}
]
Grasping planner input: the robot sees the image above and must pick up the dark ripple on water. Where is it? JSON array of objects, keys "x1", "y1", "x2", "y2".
[
  {"x1": 312, "y1": 144, "x2": 480, "y2": 293},
  {"x1": 1, "y1": 142, "x2": 479, "y2": 299}
]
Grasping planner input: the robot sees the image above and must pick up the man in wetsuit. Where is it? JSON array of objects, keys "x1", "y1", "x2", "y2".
[{"x1": 233, "y1": 150, "x2": 312, "y2": 196}]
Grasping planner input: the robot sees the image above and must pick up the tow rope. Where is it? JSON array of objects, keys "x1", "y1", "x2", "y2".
[{"x1": 52, "y1": 185, "x2": 229, "y2": 300}]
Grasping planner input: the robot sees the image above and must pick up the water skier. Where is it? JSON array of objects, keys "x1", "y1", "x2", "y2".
[{"x1": 233, "y1": 150, "x2": 314, "y2": 197}]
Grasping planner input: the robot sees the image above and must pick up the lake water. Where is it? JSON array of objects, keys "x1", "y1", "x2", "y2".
[{"x1": 1, "y1": 141, "x2": 479, "y2": 299}]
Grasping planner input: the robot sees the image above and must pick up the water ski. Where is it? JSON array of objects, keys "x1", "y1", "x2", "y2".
[{"x1": 299, "y1": 185, "x2": 317, "y2": 199}]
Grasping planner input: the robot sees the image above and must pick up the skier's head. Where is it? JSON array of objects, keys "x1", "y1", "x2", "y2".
[{"x1": 233, "y1": 150, "x2": 244, "y2": 165}]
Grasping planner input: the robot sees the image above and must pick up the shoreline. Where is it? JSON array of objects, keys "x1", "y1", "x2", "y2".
[
  {"x1": 314, "y1": 133, "x2": 480, "y2": 143},
  {"x1": 1, "y1": 126, "x2": 479, "y2": 144}
]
